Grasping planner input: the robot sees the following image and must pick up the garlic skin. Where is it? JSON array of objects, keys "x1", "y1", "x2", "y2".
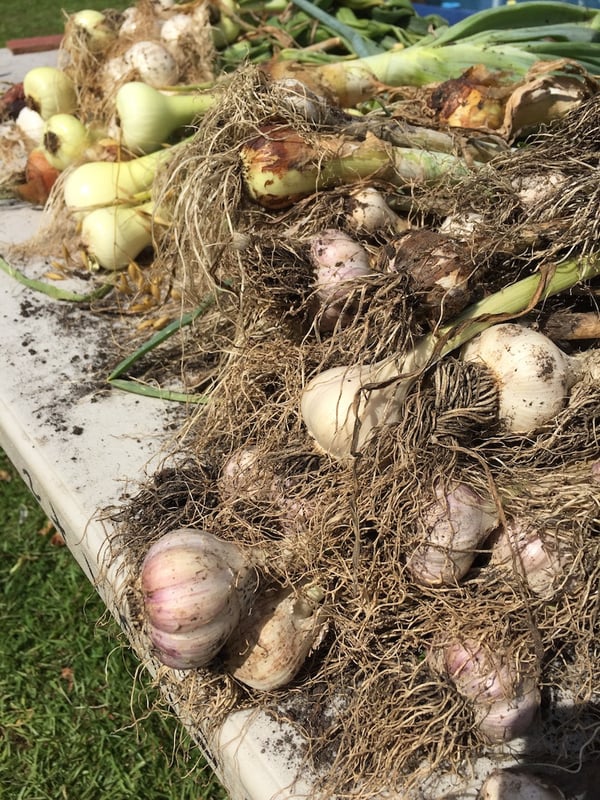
[
  {"x1": 431, "y1": 637, "x2": 540, "y2": 743},
  {"x1": 223, "y1": 586, "x2": 328, "y2": 690},
  {"x1": 408, "y1": 482, "x2": 499, "y2": 586},
  {"x1": 461, "y1": 323, "x2": 576, "y2": 432},
  {"x1": 478, "y1": 769, "x2": 565, "y2": 800},
  {"x1": 491, "y1": 520, "x2": 568, "y2": 597},
  {"x1": 140, "y1": 528, "x2": 255, "y2": 670}
]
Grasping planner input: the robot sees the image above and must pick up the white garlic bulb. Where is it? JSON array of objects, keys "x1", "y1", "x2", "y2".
[
  {"x1": 491, "y1": 519, "x2": 568, "y2": 597},
  {"x1": 407, "y1": 482, "x2": 499, "y2": 586},
  {"x1": 123, "y1": 41, "x2": 179, "y2": 88},
  {"x1": 461, "y1": 323, "x2": 576, "y2": 432},
  {"x1": 310, "y1": 228, "x2": 373, "y2": 331},
  {"x1": 223, "y1": 586, "x2": 328, "y2": 690},
  {"x1": 346, "y1": 187, "x2": 408, "y2": 234},
  {"x1": 140, "y1": 528, "x2": 256, "y2": 669},
  {"x1": 218, "y1": 447, "x2": 315, "y2": 536},
  {"x1": 478, "y1": 769, "x2": 565, "y2": 799},
  {"x1": 430, "y1": 636, "x2": 540, "y2": 743}
]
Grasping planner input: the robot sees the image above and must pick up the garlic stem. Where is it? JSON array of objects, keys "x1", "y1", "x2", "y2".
[{"x1": 301, "y1": 255, "x2": 600, "y2": 459}]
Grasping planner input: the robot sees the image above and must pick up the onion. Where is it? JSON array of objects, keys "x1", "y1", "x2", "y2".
[
  {"x1": 115, "y1": 82, "x2": 215, "y2": 154},
  {"x1": 80, "y1": 203, "x2": 155, "y2": 270},
  {"x1": 461, "y1": 323, "x2": 577, "y2": 432},
  {"x1": 140, "y1": 528, "x2": 257, "y2": 670},
  {"x1": 42, "y1": 114, "x2": 91, "y2": 170},
  {"x1": 63, "y1": 144, "x2": 180, "y2": 214},
  {"x1": 407, "y1": 482, "x2": 499, "y2": 586},
  {"x1": 23, "y1": 67, "x2": 77, "y2": 120},
  {"x1": 70, "y1": 9, "x2": 117, "y2": 52},
  {"x1": 16, "y1": 148, "x2": 61, "y2": 205}
]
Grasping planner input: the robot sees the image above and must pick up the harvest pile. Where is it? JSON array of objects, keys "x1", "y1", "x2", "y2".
[{"x1": 2, "y1": 1, "x2": 599, "y2": 797}]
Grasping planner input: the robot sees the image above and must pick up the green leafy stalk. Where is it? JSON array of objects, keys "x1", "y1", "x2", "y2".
[
  {"x1": 107, "y1": 288, "x2": 226, "y2": 403},
  {"x1": 0, "y1": 255, "x2": 112, "y2": 302}
]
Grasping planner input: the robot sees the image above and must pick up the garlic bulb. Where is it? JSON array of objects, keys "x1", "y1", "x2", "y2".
[
  {"x1": 461, "y1": 323, "x2": 576, "y2": 432},
  {"x1": 140, "y1": 528, "x2": 256, "y2": 669},
  {"x1": 407, "y1": 482, "x2": 499, "y2": 586},
  {"x1": 310, "y1": 228, "x2": 373, "y2": 331},
  {"x1": 218, "y1": 447, "x2": 315, "y2": 536},
  {"x1": 15, "y1": 106, "x2": 45, "y2": 144},
  {"x1": 491, "y1": 520, "x2": 568, "y2": 597},
  {"x1": 346, "y1": 186, "x2": 408, "y2": 234},
  {"x1": 124, "y1": 41, "x2": 179, "y2": 88},
  {"x1": 119, "y1": 6, "x2": 161, "y2": 39},
  {"x1": 478, "y1": 769, "x2": 565, "y2": 799},
  {"x1": 431, "y1": 636, "x2": 540, "y2": 743},
  {"x1": 223, "y1": 586, "x2": 328, "y2": 690}
]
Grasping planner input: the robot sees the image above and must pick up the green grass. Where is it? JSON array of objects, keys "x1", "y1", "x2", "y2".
[
  {"x1": 0, "y1": 449, "x2": 228, "y2": 800},
  {"x1": 0, "y1": 1, "x2": 131, "y2": 47}
]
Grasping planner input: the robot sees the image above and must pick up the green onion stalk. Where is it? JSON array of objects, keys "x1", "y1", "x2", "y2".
[
  {"x1": 267, "y1": 1, "x2": 600, "y2": 105},
  {"x1": 241, "y1": 124, "x2": 470, "y2": 209},
  {"x1": 301, "y1": 255, "x2": 600, "y2": 459}
]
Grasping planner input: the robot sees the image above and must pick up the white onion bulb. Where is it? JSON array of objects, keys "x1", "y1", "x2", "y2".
[{"x1": 461, "y1": 323, "x2": 576, "y2": 432}]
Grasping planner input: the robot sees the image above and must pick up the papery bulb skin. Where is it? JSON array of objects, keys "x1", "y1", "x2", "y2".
[
  {"x1": 124, "y1": 41, "x2": 179, "y2": 87},
  {"x1": 140, "y1": 528, "x2": 255, "y2": 669},
  {"x1": 223, "y1": 586, "x2": 328, "y2": 690},
  {"x1": 149, "y1": 616, "x2": 236, "y2": 670},
  {"x1": 407, "y1": 482, "x2": 498, "y2": 586},
  {"x1": 461, "y1": 323, "x2": 575, "y2": 432}
]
